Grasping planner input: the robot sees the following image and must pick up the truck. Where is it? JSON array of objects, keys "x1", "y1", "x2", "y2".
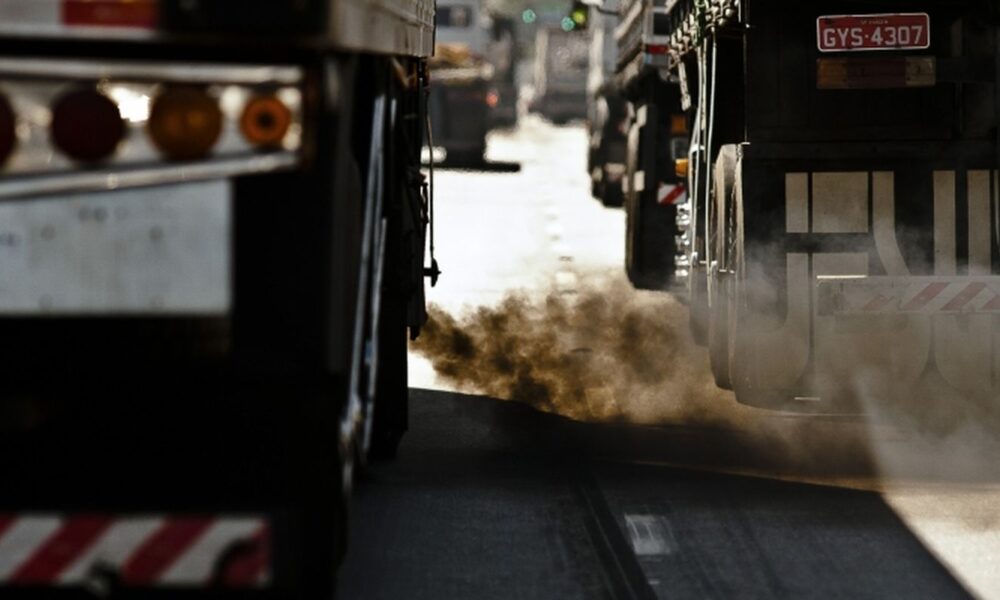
[
  {"x1": 615, "y1": 0, "x2": 689, "y2": 289},
  {"x1": 0, "y1": 0, "x2": 433, "y2": 596},
  {"x1": 486, "y1": 14, "x2": 519, "y2": 130},
  {"x1": 429, "y1": 0, "x2": 494, "y2": 164},
  {"x1": 585, "y1": 0, "x2": 629, "y2": 206},
  {"x1": 619, "y1": 0, "x2": 1000, "y2": 412},
  {"x1": 533, "y1": 26, "x2": 590, "y2": 124}
]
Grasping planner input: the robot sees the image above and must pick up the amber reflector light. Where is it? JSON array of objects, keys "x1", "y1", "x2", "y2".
[
  {"x1": 240, "y1": 95, "x2": 292, "y2": 148},
  {"x1": 51, "y1": 89, "x2": 125, "y2": 163},
  {"x1": 0, "y1": 93, "x2": 14, "y2": 167},
  {"x1": 148, "y1": 87, "x2": 223, "y2": 161}
]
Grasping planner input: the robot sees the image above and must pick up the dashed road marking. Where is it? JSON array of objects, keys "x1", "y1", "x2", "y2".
[
  {"x1": 552, "y1": 241, "x2": 572, "y2": 256},
  {"x1": 624, "y1": 515, "x2": 676, "y2": 557},
  {"x1": 555, "y1": 270, "x2": 578, "y2": 291}
]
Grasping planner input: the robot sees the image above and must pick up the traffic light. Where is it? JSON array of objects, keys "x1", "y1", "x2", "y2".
[{"x1": 566, "y1": 0, "x2": 589, "y2": 30}]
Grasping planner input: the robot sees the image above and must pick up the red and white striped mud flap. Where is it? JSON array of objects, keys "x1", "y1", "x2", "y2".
[
  {"x1": 0, "y1": 514, "x2": 270, "y2": 589},
  {"x1": 817, "y1": 276, "x2": 1000, "y2": 316},
  {"x1": 658, "y1": 183, "x2": 687, "y2": 206}
]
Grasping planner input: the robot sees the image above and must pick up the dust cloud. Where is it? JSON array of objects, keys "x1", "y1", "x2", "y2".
[{"x1": 412, "y1": 278, "x2": 730, "y2": 425}]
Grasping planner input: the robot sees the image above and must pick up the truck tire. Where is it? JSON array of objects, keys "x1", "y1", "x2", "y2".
[
  {"x1": 600, "y1": 174, "x2": 624, "y2": 208},
  {"x1": 369, "y1": 280, "x2": 408, "y2": 460},
  {"x1": 588, "y1": 135, "x2": 600, "y2": 198},
  {"x1": 726, "y1": 163, "x2": 796, "y2": 410},
  {"x1": 367, "y1": 81, "x2": 415, "y2": 461},
  {"x1": 708, "y1": 146, "x2": 737, "y2": 389},
  {"x1": 625, "y1": 93, "x2": 676, "y2": 291}
]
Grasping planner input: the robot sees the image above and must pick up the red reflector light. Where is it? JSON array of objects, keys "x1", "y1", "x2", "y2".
[
  {"x1": 51, "y1": 89, "x2": 125, "y2": 163},
  {"x1": 644, "y1": 44, "x2": 671, "y2": 55},
  {"x1": 62, "y1": 0, "x2": 159, "y2": 29},
  {"x1": 0, "y1": 93, "x2": 15, "y2": 167},
  {"x1": 486, "y1": 90, "x2": 500, "y2": 108},
  {"x1": 817, "y1": 56, "x2": 936, "y2": 89}
]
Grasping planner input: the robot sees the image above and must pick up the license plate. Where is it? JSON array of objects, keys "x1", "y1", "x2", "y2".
[
  {"x1": 0, "y1": 180, "x2": 231, "y2": 315},
  {"x1": 817, "y1": 13, "x2": 930, "y2": 53}
]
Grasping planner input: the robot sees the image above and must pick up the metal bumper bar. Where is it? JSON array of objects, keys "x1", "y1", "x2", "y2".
[{"x1": 817, "y1": 276, "x2": 1000, "y2": 316}]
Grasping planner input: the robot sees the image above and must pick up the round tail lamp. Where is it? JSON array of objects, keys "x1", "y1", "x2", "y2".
[
  {"x1": 51, "y1": 89, "x2": 125, "y2": 163},
  {"x1": 0, "y1": 92, "x2": 15, "y2": 167},
  {"x1": 240, "y1": 95, "x2": 292, "y2": 148},
  {"x1": 148, "y1": 87, "x2": 223, "y2": 161}
]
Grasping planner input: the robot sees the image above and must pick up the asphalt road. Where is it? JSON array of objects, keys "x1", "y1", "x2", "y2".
[
  {"x1": 339, "y1": 389, "x2": 965, "y2": 599},
  {"x1": 338, "y1": 116, "x2": 999, "y2": 599}
]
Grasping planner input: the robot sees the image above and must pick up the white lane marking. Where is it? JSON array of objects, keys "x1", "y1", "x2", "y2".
[
  {"x1": 552, "y1": 242, "x2": 573, "y2": 257},
  {"x1": 0, "y1": 516, "x2": 63, "y2": 579},
  {"x1": 59, "y1": 517, "x2": 164, "y2": 584},
  {"x1": 158, "y1": 518, "x2": 263, "y2": 585},
  {"x1": 554, "y1": 271, "x2": 578, "y2": 290},
  {"x1": 624, "y1": 515, "x2": 675, "y2": 557}
]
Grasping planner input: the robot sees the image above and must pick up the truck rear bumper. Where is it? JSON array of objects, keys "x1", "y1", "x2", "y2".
[
  {"x1": 0, "y1": 512, "x2": 270, "y2": 591},
  {"x1": 818, "y1": 276, "x2": 1000, "y2": 316}
]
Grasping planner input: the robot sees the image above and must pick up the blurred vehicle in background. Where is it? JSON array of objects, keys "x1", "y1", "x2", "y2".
[
  {"x1": 0, "y1": 0, "x2": 433, "y2": 596},
  {"x1": 613, "y1": 0, "x2": 688, "y2": 291},
  {"x1": 585, "y1": 0, "x2": 628, "y2": 206},
  {"x1": 430, "y1": 0, "x2": 494, "y2": 164},
  {"x1": 487, "y1": 14, "x2": 519, "y2": 129},
  {"x1": 532, "y1": 25, "x2": 589, "y2": 124}
]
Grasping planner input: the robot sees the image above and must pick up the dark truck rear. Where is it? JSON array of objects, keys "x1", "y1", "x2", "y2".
[
  {"x1": 628, "y1": 0, "x2": 1000, "y2": 411},
  {"x1": 429, "y1": 0, "x2": 494, "y2": 164},
  {"x1": 0, "y1": 0, "x2": 433, "y2": 597}
]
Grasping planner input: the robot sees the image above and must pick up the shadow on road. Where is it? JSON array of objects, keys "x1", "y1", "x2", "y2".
[{"x1": 427, "y1": 159, "x2": 522, "y2": 173}]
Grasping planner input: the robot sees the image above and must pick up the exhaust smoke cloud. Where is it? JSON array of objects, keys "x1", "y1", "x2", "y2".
[
  {"x1": 412, "y1": 278, "x2": 729, "y2": 424},
  {"x1": 411, "y1": 275, "x2": 1000, "y2": 483}
]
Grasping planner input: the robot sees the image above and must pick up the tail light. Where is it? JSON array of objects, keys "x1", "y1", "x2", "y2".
[
  {"x1": 0, "y1": 59, "x2": 305, "y2": 199},
  {"x1": 148, "y1": 87, "x2": 223, "y2": 161},
  {"x1": 62, "y1": 0, "x2": 159, "y2": 29},
  {"x1": 0, "y1": 92, "x2": 14, "y2": 167},
  {"x1": 817, "y1": 57, "x2": 936, "y2": 90},
  {"x1": 240, "y1": 95, "x2": 292, "y2": 148},
  {"x1": 486, "y1": 90, "x2": 500, "y2": 108},
  {"x1": 51, "y1": 89, "x2": 125, "y2": 163},
  {"x1": 675, "y1": 158, "x2": 689, "y2": 178},
  {"x1": 670, "y1": 114, "x2": 688, "y2": 136}
]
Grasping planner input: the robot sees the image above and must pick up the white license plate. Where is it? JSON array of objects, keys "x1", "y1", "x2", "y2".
[
  {"x1": 0, "y1": 180, "x2": 231, "y2": 315},
  {"x1": 817, "y1": 13, "x2": 931, "y2": 53}
]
